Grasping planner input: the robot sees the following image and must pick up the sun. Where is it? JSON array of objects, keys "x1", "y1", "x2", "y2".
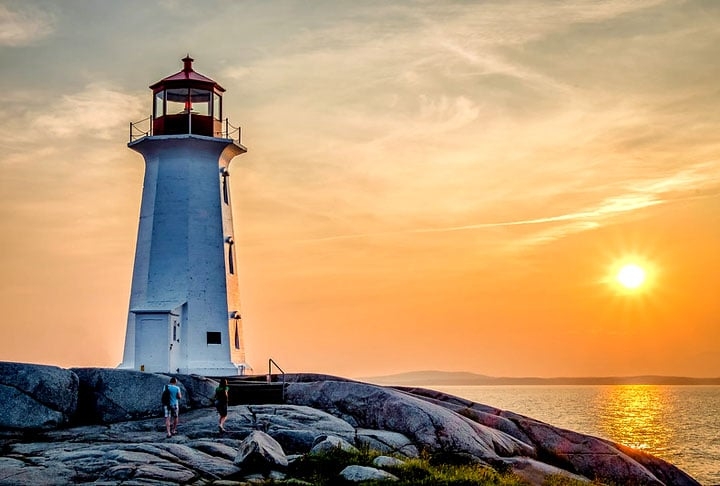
[
  {"x1": 616, "y1": 263, "x2": 646, "y2": 289},
  {"x1": 601, "y1": 238, "x2": 660, "y2": 298}
]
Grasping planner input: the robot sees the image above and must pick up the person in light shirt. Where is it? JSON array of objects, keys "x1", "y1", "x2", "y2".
[{"x1": 164, "y1": 377, "x2": 182, "y2": 438}]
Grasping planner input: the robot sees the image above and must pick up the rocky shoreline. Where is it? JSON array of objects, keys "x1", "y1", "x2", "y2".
[{"x1": 0, "y1": 361, "x2": 702, "y2": 485}]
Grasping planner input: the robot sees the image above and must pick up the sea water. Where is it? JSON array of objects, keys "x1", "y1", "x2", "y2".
[{"x1": 427, "y1": 385, "x2": 720, "y2": 485}]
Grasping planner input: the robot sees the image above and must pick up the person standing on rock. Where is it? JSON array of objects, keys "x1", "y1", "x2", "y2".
[
  {"x1": 215, "y1": 378, "x2": 230, "y2": 433},
  {"x1": 164, "y1": 377, "x2": 182, "y2": 438}
]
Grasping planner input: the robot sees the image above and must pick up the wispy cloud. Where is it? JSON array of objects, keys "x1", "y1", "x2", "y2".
[
  {"x1": 290, "y1": 195, "x2": 659, "y2": 244},
  {"x1": 0, "y1": 4, "x2": 54, "y2": 46},
  {"x1": 32, "y1": 84, "x2": 145, "y2": 140},
  {"x1": 289, "y1": 157, "x2": 718, "y2": 247}
]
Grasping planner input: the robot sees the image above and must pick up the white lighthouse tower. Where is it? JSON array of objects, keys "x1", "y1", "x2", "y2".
[{"x1": 119, "y1": 56, "x2": 249, "y2": 376}]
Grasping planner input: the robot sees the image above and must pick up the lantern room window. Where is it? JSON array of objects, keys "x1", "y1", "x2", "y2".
[
  {"x1": 190, "y1": 89, "x2": 211, "y2": 115},
  {"x1": 154, "y1": 91, "x2": 164, "y2": 119},
  {"x1": 156, "y1": 88, "x2": 214, "y2": 116},
  {"x1": 166, "y1": 88, "x2": 188, "y2": 115},
  {"x1": 213, "y1": 92, "x2": 222, "y2": 120}
]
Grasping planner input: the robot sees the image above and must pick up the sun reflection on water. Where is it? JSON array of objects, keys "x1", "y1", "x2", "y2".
[
  {"x1": 430, "y1": 384, "x2": 719, "y2": 484},
  {"x1": 596, "y1": 385, "x2": 674, "y2": 454}
]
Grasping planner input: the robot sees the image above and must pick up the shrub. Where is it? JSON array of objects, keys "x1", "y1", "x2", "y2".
[{"x1": 281, "y1": 447, "x2": 528, "y2": 485}]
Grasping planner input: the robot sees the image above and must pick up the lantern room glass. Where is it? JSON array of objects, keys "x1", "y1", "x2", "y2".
[
  {"x1": 165, "y1": 88, "x2": 188, "y2": 115},
  {"x1": 155, "y1": 88, "x2": 214, "y2": 119},
  {"x1": 158, "y1": 88, "x2": 213, "y2": 116},
  {"x1": 154, "y1": 91, "x2": 164, "y2": 119},
  {"x1": 190, "y1": 89, "x2": 211, "y2": 115},
  {"x1": 154, "y1": 88, "x2": 219, "y2": 118},
  {"x1": 213, "y1": 92, "x2": 222, "y2": 120}
]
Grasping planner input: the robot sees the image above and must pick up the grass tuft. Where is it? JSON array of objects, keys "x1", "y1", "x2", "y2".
[{"x1": 279, "y1": 447, "x2": 530, "y2": 485}]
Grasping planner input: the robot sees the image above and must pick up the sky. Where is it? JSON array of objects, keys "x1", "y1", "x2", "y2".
[{"x1": 1, "y1": 0, "x2": 719, "y2": 379}]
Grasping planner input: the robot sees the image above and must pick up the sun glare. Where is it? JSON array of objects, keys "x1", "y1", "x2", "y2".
[{"x1": 616, "y1": 264, "x2": 646, "y2": 289}]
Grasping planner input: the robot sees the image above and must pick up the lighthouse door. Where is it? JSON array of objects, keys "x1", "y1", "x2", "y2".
[{"x1": 135, "y1": 314, "x2": 170, "y2": 372}]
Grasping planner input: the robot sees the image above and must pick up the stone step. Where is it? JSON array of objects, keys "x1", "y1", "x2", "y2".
[
  {"x1": 208, "y1": 376, "x2": 286, "y2": 405},
  {"x1": 228, "y1": 382, "x2": 285, "y2": 405}
]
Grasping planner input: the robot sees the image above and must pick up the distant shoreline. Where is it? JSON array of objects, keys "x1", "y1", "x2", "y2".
[{"x1": 363, "y1": 370, "x2": 720, "y2": 386}]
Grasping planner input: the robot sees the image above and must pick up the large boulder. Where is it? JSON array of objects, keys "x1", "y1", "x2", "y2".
[
  {"x1": 398, "y1": 387, "x2": 701, "y2": 486},
  {"x1": 72, "y1": 368, "x2": 214, "y2": 424},
  {"x1": 506, "y1": 413, "x2": 698, "y2": 486},
  {"x1": 247, "y1": 404, "x2": 356, "y2": 454},
  {"x1": 234, "y1": 430, "x2": 289, "y2": 473},
  {"x1": 504, "y1": 457, "x2": 593, "y2": 485},
  {"x1": 0, "y1": 455, "x2": 75, "y2": 485},
  {"x1": 356, "y1": 428, "x2": 419, "y2": 458},
  {"x1": 168, "y1": 373, "x2": 218, "y2": 409},
  {"x1": 285, "y1": 380, "x2": 534, "y2": 462},
  {"x1": 251, "y1": 404, "x2": 356, "y2": 441},
  {"x1": 0, "y1": 361, "x2": 78, "y2": 430},
  {"x1": 339, "y1": 465, "x2": 399, "y2": 482},
  {"x1": 309, "y1": 435, "x2": 358, "y2": 455},
  {"x1": 396, "y1": 386, "x2": 534, "y2": 444},
  {"x1": 613, "y1": 442, "x2": 704, "y2": 486},
  {"x1": 286, "y1": 380, "x2": 701, "y2": 486},
  {"x1": 2, "y1": 436, "x2": 236, "y2": 485}
]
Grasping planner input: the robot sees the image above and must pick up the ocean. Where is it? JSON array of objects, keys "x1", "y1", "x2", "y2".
[{"x1": 426, "y1": 385, "x2": 720, "y2": 485}]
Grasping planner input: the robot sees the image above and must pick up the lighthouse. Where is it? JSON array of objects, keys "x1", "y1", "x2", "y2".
[{"x1": 119, "y1": 56, "x2": 249, "y2": 376}]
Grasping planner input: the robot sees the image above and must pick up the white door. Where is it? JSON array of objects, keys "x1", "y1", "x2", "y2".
[{"x1": 136, "y1": 316, "x2": 169, "y2": 372}]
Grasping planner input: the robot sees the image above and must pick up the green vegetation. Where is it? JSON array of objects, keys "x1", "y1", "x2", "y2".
[
  {"x1": 223, "y1": 447, "x2": 614, "y2": 485},
  {"x1": 255, "y1": 447, "x2": 528, "y2": 485},
  {"x1": 284, "y1": 448, "x2": 525, "y2": 485}
]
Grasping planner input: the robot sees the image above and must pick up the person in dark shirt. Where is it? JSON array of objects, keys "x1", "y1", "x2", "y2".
[{"x1": 215, "y1": 378, "x2": 230, "y2": 433}]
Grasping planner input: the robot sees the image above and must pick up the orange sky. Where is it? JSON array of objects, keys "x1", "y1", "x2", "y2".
[{"x1": 1, "y1": 1, "x2": 719, "y2": 378}]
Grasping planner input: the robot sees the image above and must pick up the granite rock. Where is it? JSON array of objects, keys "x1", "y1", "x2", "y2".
[
  {"x1": 340, "y1": 464, "x2": 399, "y2": 482},
  {"x1": 72, "y1": 368, "x2": 215, "y2": 424},
  {"x1": 0, "y1": 364, "x2": 702, "y2": 486},
  {"x1": 234, "y1": 430, "x2": 288, "y2": 473},
  {"x1": 0, "y1": 361, "x2": 78, "y2": 430}
]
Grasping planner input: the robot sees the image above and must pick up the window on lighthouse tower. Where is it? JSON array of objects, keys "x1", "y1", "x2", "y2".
[{"x1": 207, "y1": 332, "x2": 221, "y2": 345}]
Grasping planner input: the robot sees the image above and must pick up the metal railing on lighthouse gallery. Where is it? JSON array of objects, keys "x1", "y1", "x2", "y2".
[{"x1": 129, "y1": 115, "x2": 242, "y2": 144}]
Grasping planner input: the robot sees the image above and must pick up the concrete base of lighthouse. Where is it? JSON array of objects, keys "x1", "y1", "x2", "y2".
[
  {"x1": 179, "y1": 362, "x2": 250, "y2": 377},
  {"x1": 119, "y1": 301, "x2": 251, "y2": 376},
  {"x1": 117, "y1": 362, "x2": 249, "y2": 376}
]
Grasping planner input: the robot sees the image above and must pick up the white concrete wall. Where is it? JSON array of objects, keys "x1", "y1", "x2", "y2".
[
  {"x1": 120, "y1": 135, "x2": 247, "y2": 375},
  {"x1": 220, "y1": 159, "x2": 246, "y2": 367}
]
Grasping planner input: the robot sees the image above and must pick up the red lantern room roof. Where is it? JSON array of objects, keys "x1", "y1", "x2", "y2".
[{"x1": 149, "y1": 55, "x2": 225, "y2": 93}]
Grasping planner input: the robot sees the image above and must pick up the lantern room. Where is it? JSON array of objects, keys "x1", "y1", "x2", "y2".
[{"x1": 150, "y1": 55, "x2": 224, "y2": 137}]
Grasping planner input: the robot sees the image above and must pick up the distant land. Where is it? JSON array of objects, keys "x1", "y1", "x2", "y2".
[{"x1": 363, "y1": 370, "x2": 720, "y2": 386}]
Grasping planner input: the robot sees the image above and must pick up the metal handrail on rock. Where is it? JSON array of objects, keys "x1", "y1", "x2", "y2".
[{"x1": 267, "y1": 358, "x2": 286, "y2": 402}]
